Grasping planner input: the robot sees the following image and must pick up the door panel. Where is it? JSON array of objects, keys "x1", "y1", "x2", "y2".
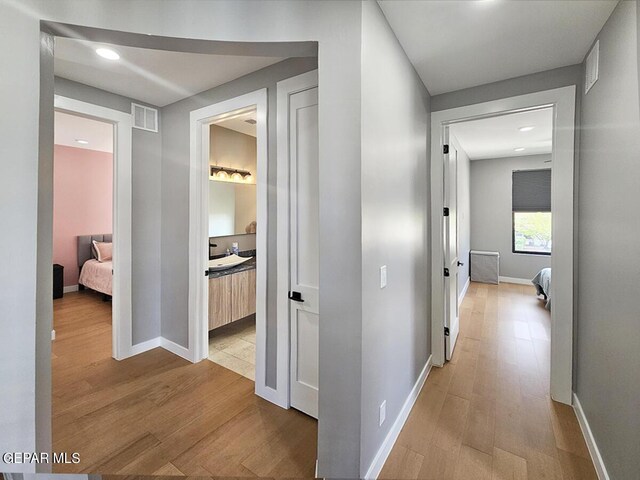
[
  {"x1": 289, "y1": 86, "x2": 319, "y2": 418},
  {"x1": 444, "y1": 134, "x2": 460, "y2": 360}
]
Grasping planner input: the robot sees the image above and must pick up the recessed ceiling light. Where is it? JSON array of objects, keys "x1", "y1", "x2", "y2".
[
  {"x1": 75, "y1": 139, "x2": 89, "y2": 145},
  {"x1": 96, "y1": 47, "x2": 120, "y2": 60},
  {"x1": 519, "y1": 126, "x2": 535, "y2": 132},
  {"x1": 514, "y1": 147, "x2": 526, "y2": 152}
]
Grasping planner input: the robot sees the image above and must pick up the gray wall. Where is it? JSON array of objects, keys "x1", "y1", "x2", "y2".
[
  {"x1": 2, "y1": 1, "x2": 365, "y2": 476},
  {"x1": 359, "y1": 2, "x2": 431, "y2": 474},
  {"x1": 450, "y1": 134, "x2": 471, "y2": 296},
  {"x1": 54, "y1": 77, "x2": 162, "y2": 345},
  {"x1": 159, "y1": 58, "x2": 317, "y2": 390},
  {"x1": 577, "y1": 1, "x2": 640, "y2": 478},
  {"x1": 470, "y1": 155, "x2": 552, "y2": 280}
]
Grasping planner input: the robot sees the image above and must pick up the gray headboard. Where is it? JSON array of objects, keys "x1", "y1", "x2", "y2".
[{"x1": 77, "y1": 234, "x2": 112, "y2": 268}]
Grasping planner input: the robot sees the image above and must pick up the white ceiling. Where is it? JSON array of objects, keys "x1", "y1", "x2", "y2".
[
  {"x1": 213, "y1": 107, "x2": 257, "y2": 137},
  {"x1": 54, "y1": 38, "x2": 287, "y2": 107},
  {"x1": 450, "y1": 107, "x2": 553, "y2": 160},
  {"x1": 54, "y1": 111, "x2": 113, "y2": 153},
  {"x1": 378, "y1": 0, "x2": 616, "y2": 95}
]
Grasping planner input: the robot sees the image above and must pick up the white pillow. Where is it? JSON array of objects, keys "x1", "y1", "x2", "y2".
[{"x1": 92, "y1": 240, "x2": 113, "y2": 262}]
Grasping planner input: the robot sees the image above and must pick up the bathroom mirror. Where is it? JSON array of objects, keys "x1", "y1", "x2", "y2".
[{"x1": 209, "y1": 180, "x2": 257, "y2": 236}]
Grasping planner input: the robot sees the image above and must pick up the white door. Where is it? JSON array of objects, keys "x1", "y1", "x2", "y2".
[
  {"x1": 288, "y1": 86, "x2": 319, "y2": 418},
  {"x1": 444, "y1": 131, "x2": 460, "y2": 360}
]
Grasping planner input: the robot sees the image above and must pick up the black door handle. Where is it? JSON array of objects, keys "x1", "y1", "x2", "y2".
[
  {"x1": 457, "y1": 261, "x2": 464, "y2": 267},
  {"x1": 204, "y1": 270, "x2": 210, "y2": 277},
  {"x1": 288, "y1": 291, "x2": 304, "y2": 302}
]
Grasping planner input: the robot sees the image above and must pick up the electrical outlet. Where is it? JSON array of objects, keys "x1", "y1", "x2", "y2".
[
  {"x1": 380, "y1": 265, "x2": 387, "y2": 289},
  {"x1": 379, "y1": 400, "x2": 386, "y2": 426}
]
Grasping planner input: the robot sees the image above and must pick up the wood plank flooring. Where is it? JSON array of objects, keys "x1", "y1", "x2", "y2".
[
  {"x1": 380, "y1": 281, "x2": 596, "y2": 480},
  {"x1": 52, "y1": 291, "x2": 317, "y2": 477}
]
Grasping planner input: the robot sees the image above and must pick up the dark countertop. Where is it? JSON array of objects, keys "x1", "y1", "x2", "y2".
[{"x1": 208, "y1": 256, "x2": 256, "y2": 279}]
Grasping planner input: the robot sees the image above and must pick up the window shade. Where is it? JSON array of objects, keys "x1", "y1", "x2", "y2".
[{"x1": 512, "y1": 169, "x2": 551, "y2": 212}]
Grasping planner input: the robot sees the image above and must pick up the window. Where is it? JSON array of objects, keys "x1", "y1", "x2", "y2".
[{"x1": 512, "y1": 169, "x2": 551, "y2": 255}]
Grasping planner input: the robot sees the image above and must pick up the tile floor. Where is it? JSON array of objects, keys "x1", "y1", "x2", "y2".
[{"x1": 208, "y1": 315, "x2": 256, "y2": 381}]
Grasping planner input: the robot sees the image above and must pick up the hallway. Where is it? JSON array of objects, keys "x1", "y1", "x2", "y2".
[
  {"x1": 52, "y1": 291, "x2": 317, "y2": 477},
  {"x1": 380, "y1": 282, "x2": 596, "y2": 479}
]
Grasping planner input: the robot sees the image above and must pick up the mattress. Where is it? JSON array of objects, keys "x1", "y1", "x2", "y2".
[{"x1": 79, "y1": 259, "x2": 113, "y2": 296}]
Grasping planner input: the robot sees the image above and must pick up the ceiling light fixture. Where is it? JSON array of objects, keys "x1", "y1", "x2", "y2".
[
  {"x1": 96, "y1": 47, "x2": 120, "y2": 60},
  {"x1": 75, "y1": 139, "x2": 89, "y2": 145},
  {"x1": 519, "y1": 126, "x2": 535, "y2": 132},
  {"x1": 514, "y1": 147, "x2": 526, "y2": 152},
  {"x1": 210, "y1": 165, "x2": 253, "y2": 183}
]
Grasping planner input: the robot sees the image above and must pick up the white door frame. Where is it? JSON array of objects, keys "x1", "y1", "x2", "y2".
[
  {"x1": 276, "y1": 70, "x2": 319, "y2": 409},
  {"x1": 188, "y1": 89, "x2": 270, "y2": 396},
  {"x1": 430, "y1": 86, "x2": 576, "y2": 405},
  {"x1": 54, "y1": 95, "x2": 133, "y2": 360}
]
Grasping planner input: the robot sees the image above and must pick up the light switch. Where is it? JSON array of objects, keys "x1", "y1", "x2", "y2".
[{"x1": 380, "y1": 265, "x2": 387, "y2": 289}]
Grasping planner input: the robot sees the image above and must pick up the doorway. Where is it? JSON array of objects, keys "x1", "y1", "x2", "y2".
[
  {"x1": 53, "y1": 96, "x2": 133, "y2": 360},
  {"x1": 431, "y1": 86, "x2": 576, "y2": 405}
]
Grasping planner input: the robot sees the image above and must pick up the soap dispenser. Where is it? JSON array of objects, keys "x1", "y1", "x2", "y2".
[{"x1": 231, "y1": 242, "x2": 239, "y2": 255}]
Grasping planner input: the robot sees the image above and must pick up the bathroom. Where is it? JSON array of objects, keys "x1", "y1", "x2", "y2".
[{"x1": 207, "y1": 107, "x2": 257, "y2": 380}]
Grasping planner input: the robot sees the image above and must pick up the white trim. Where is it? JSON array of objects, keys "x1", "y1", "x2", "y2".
[
  {"x1": 188, "y1": 90, "x2": 269, "y2": 390},
  {"x1": 364, "y1": 356, "x2": 433, "y2": 480},
  {"x1": 129, "y1": 336, "x2": 162, "y2": 356},
  {"x1": 161, "y1": 337, "x2": 192, "y2": 361},
  {"x1": 54, "y1": 95, "x2": 133, "y2": 361},
  {"x1": 63, "y1": 285, "x2": 79, "y2": 293},
  {"x1": 458, "y1": 277, "x2": 470, "y2": 306},
  {"x1": 51, "y1": 329, "x2": 56, "y2": 341},
  {"x1": 573, "y1": 393, "x2": 610, "y2": 480},
  {"x1": 430, "y1": 87, "x2": 575, "y2": 405},
  {"x1": 498, "y1": 276, "x2": 533, "y2": 285},
  {"x1": 276, "y1": 70, "x2": 319, "y2": 409}
]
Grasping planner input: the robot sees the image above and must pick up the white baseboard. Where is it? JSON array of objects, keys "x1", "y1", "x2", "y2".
[
  {"x1": 364, "y1": 355, "x2": 433, "y2": 480},
  {"x1": 499, "y1": 276, "x2": 532, "y2": 285},
  {"x1": 161, "y1": 337, "x2": 193, "y2": 361},
  {"x1": 63, "y1": 284, "x2": 79, "y2": 293},
  {"x1": 573, "y1": 393, "x2": 610, "y2": 480},
  {"x1": 458, "y1": 277, "x2": 470, "y2": 306},
  {"x1": 129, "y1": 336, "x2": 162, "y2": 357}
]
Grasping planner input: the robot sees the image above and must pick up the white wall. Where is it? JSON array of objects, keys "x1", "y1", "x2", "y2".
[
  {"x1": 577, "y1": 1, "x2": 640, "y2": 478},
  {"x1": 470, "y1": 154, "x2": 552, "y2": 280},
  {"x1": 450, "y1": 134, "x2": 470, "y2": 298},
  {"x1": 360, "y1": 1, "x2": 431, "y2": 475}
]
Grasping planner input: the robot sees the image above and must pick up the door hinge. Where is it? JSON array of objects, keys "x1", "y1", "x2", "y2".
[
  {"x1": 444, "y1": 268, "x2": 450, "y2": 277},
  {"x1": 204, "y1": 270, "x2": 210, "y2": 277},
  {"x1": 443, "y1": 144, "x2": 449, "y2": 154},
  {"x1": 444, "y1": 327, "x2": 450, "y2": 336},
  {"x1": 443, "y1": 207, "x2": 450, "y2": 217}
]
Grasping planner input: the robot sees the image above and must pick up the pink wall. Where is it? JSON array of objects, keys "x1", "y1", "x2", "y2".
[{"x1": 53, "y1": 145, "x2": 113, "y2": 286}]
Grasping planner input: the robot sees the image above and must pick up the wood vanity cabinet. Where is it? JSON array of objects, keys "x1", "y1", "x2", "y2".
[{"x1": 208, "y1": 268, "x2": 256, "y2": 330}]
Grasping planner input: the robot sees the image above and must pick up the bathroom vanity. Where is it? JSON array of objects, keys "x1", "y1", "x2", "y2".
[{"x1": 208, "y1": 257, "x2": 256, "y2": 330}]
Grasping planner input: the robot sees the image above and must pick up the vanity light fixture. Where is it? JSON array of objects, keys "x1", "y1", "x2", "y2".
[
  {"x1": 210, "y1": 165, "x2": 253, "y2": 183},
  {"x1": 518, "y1": 126, "x2": 535, "y2": 132},
  {"x1": 75, "y1": 139, "x2": 89, "y2": 145},
  {"x1": 514, "y1": 147, "x2": 526, "y2": 152}
]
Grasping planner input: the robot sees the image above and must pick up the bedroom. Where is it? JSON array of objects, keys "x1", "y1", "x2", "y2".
[{"x1": 52, "y1": 111, "x2": 115, "y2": 347}]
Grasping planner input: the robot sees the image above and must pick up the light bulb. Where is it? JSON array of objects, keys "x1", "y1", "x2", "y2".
[
  {"x1": 216, "y1": 170, "x2": 229, "y2": 180},
  {"x1": 231, "y1": 172, "x2": 243, "y2": 182}
]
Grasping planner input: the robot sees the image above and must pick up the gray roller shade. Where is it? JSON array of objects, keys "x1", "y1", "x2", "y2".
[{"x1": 512, "y1": 169, "x2": 551, "y2": 212}]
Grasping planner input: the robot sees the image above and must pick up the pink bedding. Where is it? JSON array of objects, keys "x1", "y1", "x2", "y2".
[{"x1": 79, "y1": 259, "x2": 112, "y2": 295}]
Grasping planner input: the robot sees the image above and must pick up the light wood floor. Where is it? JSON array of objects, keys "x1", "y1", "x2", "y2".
[
  {"x1": 380, "y1": 281, "x2": 597, "y2": 480},
  {"x1": 52, "y1": 291, "x2": 317, "y2": 477}
]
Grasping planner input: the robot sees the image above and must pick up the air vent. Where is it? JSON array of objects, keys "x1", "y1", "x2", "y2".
[
  {"x1": 585, "y1": 40, "x2": 599, "y2": 94},
  {"x1": 132, "y1": 103, "x2": 159, "y2": 132}
]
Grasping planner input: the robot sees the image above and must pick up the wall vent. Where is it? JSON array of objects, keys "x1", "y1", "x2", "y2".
[
  {"x1": 585, "y1": 40, "x2": 599, "y2": 94},
  {"x1": 132, "y1": 103, "x2": 159, "y2": 132}
]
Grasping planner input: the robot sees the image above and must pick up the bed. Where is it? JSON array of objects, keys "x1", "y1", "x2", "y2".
[
  {"x1": 532, "y1": 267, "x2": 551, "y2": 310},
  {"x1": 77, "y1": 234, "x2": 113, "y2": 298}
]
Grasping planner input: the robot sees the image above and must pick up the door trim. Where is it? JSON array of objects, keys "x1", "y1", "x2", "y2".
[
  {"x1": 276, "y1": 70, "x2": 319, "y2": 409},
  {"x1": 188, "y1": 90, "x2": 269, "y2": 399},
  {"x1": 430, "y1": 86, "x2": 576, "y2": 405},
  {"x1": 54, "y1": 95, "x2": 133, "y2": 360}
]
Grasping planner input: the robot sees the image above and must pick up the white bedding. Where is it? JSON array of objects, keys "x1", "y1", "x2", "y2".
[{"x1": 79, "y1": 259, "x2": 112, "y2": 296}]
